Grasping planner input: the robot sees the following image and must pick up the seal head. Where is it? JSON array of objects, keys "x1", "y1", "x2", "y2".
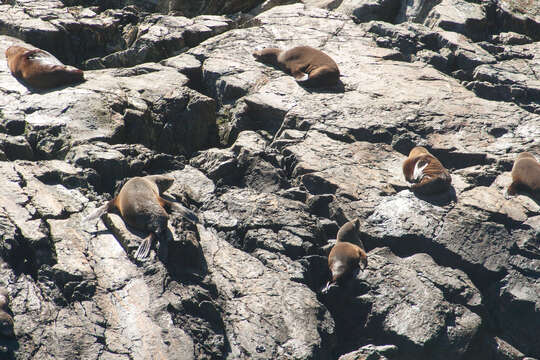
[{"x1": 336, "y1": 218, "x2": 365, "y2": 248}]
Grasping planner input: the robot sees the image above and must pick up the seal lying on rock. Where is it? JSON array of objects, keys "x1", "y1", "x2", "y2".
[
  {"x1": 5, "y1": 45, "x2": 84, "y2": 89},
  {"x1": 506, "y1": 152, "x2": 540, "y2": 199},
  {"x1": 322, "y1": 219, "x2": 368, "y2": 293},
  {"x1": 252, "y1": 46, "x2": 340, "y2": 87},
  {"x1": 0, "y1": 287, "x2": 14, "y2": 338},
  {"x1": 86, "y1": 175, "x2": 199, "y2": 260},
  {"x1": 402, "y1": 146, "x2": 452, "y2": 195}
]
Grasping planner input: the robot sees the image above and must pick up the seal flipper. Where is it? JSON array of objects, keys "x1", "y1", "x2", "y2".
[
  {"x1": 413, "y1": 160, "x2": 428, "y2": 182},
  {"x1": 321, "y1": 281, "x2": 338, "y2": 294},
  {"x1": 293, "y1": 72, "x2": 310, "y2": 82},
  {"x1": 135, "y1": 233, "x2": 154, "y2": 260},
  {"x1": 161, "y1": 198, "x2": 200, "y2": 224}
]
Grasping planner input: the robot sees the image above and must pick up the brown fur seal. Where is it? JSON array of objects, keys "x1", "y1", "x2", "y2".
[
  {"x1": 402, "y1": 146, "x2": 452, "y2": 195},
  {"x1": 86, "y1": 175, "x2": 199, "y2": 260},
  {"x1": 252, "y1": 46, "x2": 340, "y2": 87},
  {"x1": 506, "y1": 152, "x2": 540, "y2": 199},
  {"x1": 5, "y1": 45, "x2": 84, "y2": 89},
  {"x1": 0, "y1": 287, "x2": 14, "y2": 338},
  {"x1": 322, "y1": 219, "x2": 368, "y2": 293},
  {"x1": 335, "y1": 218, "x2": 365, "y2": 248}
]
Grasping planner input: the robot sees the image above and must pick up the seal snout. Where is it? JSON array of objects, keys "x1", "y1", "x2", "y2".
[{"x1": 252, "y1": 45, "x2": 267, "y2": 56}]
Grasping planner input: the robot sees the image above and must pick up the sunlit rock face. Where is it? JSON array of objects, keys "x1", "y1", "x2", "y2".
[{"x1": 0, "y1": 0, "x2": 539, "y2": 359}]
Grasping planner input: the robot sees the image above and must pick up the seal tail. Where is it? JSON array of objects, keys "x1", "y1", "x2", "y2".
[
  {"x1": 84, "y1": 200, "x2": 115, "y2": 222},
  {"x1": 135, "y1": 233, "x2": 154, "y2": 260}
]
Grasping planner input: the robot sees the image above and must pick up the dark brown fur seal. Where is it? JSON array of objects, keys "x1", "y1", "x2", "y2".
[
  {"x1": 402, "y1": 146, "x2": 452, "y2": 195},
  {"x1": 87, "y1": 175, "x2": 199, "y2": 260},
  {"x1": 507, "y1": 152, "x2": 540, "y2": 199},
  {"x1": 0, "y1": 287, "x2": 14, "y2": 338},
  {"x1": 252, "y1": 46, "x2": 340, "y2": 87},
  {"x1": 322, "y1": 219, "x2": 368, "y2": 293},
  {"x1": 5, "y1": 45, "x2": 84, "y2": 89}
]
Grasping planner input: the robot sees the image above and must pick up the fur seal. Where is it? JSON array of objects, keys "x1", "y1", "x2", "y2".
[
  {"x1": 252, "y1": 46, "x2": 340, "y2": 87},
  {"x1": 506, "y1": 152, "x2": 540, "y2": 199},
  {"x1": 86, "y1": 175, "x2": 199, "y2": 260},
  {"x1": 402, "y1": 146, "x2": 452, "y2": 195},
  {"x1": 322, "y1": 219, "x2": 368, "y2": 293},
  {"x1": 5, "y1": 45, "x2": 84, "y2": 89},
  {"x1": 0, "y1": 287, "x2": 14, "y2": 338}
]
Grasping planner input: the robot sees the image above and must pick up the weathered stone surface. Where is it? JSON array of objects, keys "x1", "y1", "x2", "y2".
[
  {"x1": 333, "y1": 0, "x2": 401, "y2": 23},
  {"x1": 197, "y1": 224, "x2": 334, "y2": 359},
  {"x1": 338, "y1": 344, "x2": 399, "y2": 360},
  {"x1": 1, "y1": 36, "x2": 217, "y2": 159},
  {"x1": 0, "y1": 2, "x2": 235, "y2": 69},
  {"x1": 160, "y1": 0, "x2": 266, "y2": 17},
  {"x1": 84, "y1": 14, "x2": 234, "y2": 69},
  {"x1": 2, "y1": 0, "x2": 540, "y2": 359},
  {"x1": 324, "y1": 247, "x2": 482, "y2": 359},
  {"x1": 490, "y1": 269, "x2": 540, "y2": 359}
]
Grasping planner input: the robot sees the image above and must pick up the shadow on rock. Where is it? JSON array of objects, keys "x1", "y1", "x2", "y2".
[
  {"x1": 299, "y1": 79, "x2": 346, "y2": 94},
  {"x1": 413, "y1": 185, "x2": 457, "y2": 206},
  {"x1": 12, "y1": 76, "x2": 86, "y2": 94},
  {"x1": 318, "y1": 279, "x2": 373, "y2": 355},
  {"x1": 161, "y1": 220, "x2": 209, "y2": 282},
  {"x1": 509, "y1": 186, "x2": 540, "y2": 206},
  {"x1": 0, "y1": 336, "x2": 19, "y2": 360}
]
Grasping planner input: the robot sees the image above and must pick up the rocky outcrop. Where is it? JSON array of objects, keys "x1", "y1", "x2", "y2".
[{"x1": 1, "y1": 0, "x2": 540, "y2": 359}]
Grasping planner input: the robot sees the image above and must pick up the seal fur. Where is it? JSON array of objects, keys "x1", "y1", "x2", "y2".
[
  {"x1": 507, "y1": 152, "x2": 540, "y2": 199},
  {"x1": 0, "y1": 287, "x2": 14, "y2": 338},
  {"x1": 5, "y1": 45, "x2": 84, "y2": 89},
  {"x1": 402, "y1": 146, "x2": 452, "y2": 195},
  {"x1": 252, "y1": 46, "x2": 340, "y2": 87},
  {"x1": 322, "y1": 219, "x2": 368, "y2": 293},
  {"x1": 86, "y1": 175, "x2": 199, "y2": 260}
]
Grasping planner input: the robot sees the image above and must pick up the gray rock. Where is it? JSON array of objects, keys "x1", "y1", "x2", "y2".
[
  {"x1": 197, "y1": 224, "x2": 335, "y2": 359},
  {"x1": 84, "y1": 14, "x2": 234, "y2": 69},
  {"x1": 161, "y1": 0, "x2": 267, "y2": 17},
  {"x1": 338, "y1": 344, "x2": 398, "y2": 360},
  {"x1": 333, "y1": 0, "x2": 401, "y2": 23},
  {"x1": 2, "y1": 0, "x2": 540, "y2": 359},
  {"x1": 490, "y1": 269, "x2": 540, "y2": 358},
  {"x1": 324, "y1": 247, "x2": 482, "y2": 359},
  {"x1": 1, "y1": 36, "x2": 217, "y2": 159}
]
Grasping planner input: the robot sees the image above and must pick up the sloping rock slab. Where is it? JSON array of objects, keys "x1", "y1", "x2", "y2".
[
  {"x1": 0, "y1": 36, "x2": 216, "y2": 157},
  {"x1": 324, "y1": 247, "x2": 482, "y2": 360},
  {"x1": 197, "y1": 224, "x2": 335, "y2": 359}
]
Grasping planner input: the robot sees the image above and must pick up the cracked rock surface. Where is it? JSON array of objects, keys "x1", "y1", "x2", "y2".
[{"x1": 1, "y1": 0, "x2": 540, "y2": 359}]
